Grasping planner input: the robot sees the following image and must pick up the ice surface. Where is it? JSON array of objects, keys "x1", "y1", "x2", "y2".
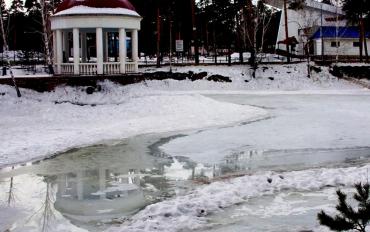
[{"x1": 161, "y1": 94, "x2": 370, "y2": 164}]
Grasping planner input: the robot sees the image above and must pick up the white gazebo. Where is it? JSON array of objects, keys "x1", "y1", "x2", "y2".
[{"x1": 50, "y1": 0, "x2": 142, "y2": 75}]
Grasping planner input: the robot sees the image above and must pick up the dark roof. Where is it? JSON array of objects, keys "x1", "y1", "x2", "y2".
[
  {"x1": 311, "y1": 26, "x2": 370, "y2": 39},
  {"x1": 278, "y1": 36, "x2": 299, "y2": 45},
  {"x1": 55, "y1": 0, "x2": 136, "y2": 13}
]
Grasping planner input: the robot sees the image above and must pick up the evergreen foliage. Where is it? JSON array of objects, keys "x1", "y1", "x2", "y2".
[
  {"x1": 342, "y1": 0, "x2": 370, "y2": 61},
  {"x1": 318, "y1": 183, "x2": 370, "y2": 232}
]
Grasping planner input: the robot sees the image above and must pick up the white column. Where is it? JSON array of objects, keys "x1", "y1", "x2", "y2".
[
  {"x1": 73, "y1": 28, "x2": 80, "y2": 75},
  {"x1": 96, "y1": 27, "x2": 104, "y2": 74},
  {"x1": 119, "y1": 28, "x2": 126, "y2": 74},
  {"x1": 52, "y1": 31, "x2": 57, "y2": 64},
  {"x1": 81, "y1": 32, "x2": 87, "y2": 63},
  {"x1": 131, "y1": 29, "x2": 139, "y2": 72},
  {"x1": 56, "y1": 29, "x2": 63, "y2": 74}
]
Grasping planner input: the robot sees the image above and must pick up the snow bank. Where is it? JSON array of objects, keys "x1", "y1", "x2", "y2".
[
  {"x1": 0, "y1": 82, "x2": 267, "y2": 167},
  {"x1": 140, "y1": 63, "x2": 360, "y2": 91},
  {"x1": 106, "y1": 164, "x2": 370, "y2": 232}
]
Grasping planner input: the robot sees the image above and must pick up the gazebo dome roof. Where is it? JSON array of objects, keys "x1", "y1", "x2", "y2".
[{"x1": 54, "y1": 0, "x2": 138, "y2": 15}]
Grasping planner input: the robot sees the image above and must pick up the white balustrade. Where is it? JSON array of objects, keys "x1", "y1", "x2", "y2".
[
  {"x1": 80, "y1": 63, "x2": 97, "y2": 75},
  {"x1": 125, "y1": 62, "x2": 136, "y2": 73},
  {"x1": 60, "y1": 63, "x2": 74, "y2": 74},
  {"x1": 103, "y1": 62, "x2": 120, "y2": 74},
  {"x1": 59, "y1": 62, "x2": 137, "y2": 75}
]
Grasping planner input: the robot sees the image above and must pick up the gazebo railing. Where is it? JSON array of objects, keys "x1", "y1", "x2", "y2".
[
  {"x1": 103, "y1": 62, "x2": 120, "y2": 74},
  {"x1": 58, "y1": 62, "x2": 138, "y2": 75},
  {"x1": 80, "y1": 63, "x2": 97, "y2": 75},
  {"x1": 61, "y1": 63, "x2": 74, "y2": 74},
  {"x1": 125, "y1": 62, "x2": 136, "y2": 73}
]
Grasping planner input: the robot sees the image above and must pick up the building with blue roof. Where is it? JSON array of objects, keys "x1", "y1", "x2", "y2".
[
  {"x1": 311, "y1": 26, "x2": 370, "y2": 56},
  {"x1": 272, "y1": 0, "x2": 370, "y2": 58}
]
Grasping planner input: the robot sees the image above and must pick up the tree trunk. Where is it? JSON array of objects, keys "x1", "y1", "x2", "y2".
[
  {"x1": 191, "y1": 0, "x2": 199, "y2": 65},
  {"x1": 360, "y1": 18, "x2": 369, "y2": 63},
  {"x1": 40, "y1": 0, "x2": 54, "y2": 74},
  {"x1": 246, "y1": 0, "x2": 256, "y2": 74},
  {"x1": 359, "y1": 16, "x2": 364, "y2": 62}
]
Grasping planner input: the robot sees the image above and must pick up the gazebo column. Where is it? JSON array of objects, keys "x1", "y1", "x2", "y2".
[
  {"x1": 53, "y1": 31, "x2": 57, "y2": 65},
  {"x1": 73, "y1": 28, "x2": 80, "y2": 75},
  {"x1": 81, "y1": 32, "x2": 87, "y2": 63},
  {"x1": 96, "y1": 27, "x2": 104, "y2": 74},
  {"x1": 119, "y1": 28, "x2": 126, "y2": 74},
  {"x1": 131, "y1": 29, "x2": 139, "y2": 72},
  {"x1": 56, "y1": 29, "x2": 63, "y2": 74}
]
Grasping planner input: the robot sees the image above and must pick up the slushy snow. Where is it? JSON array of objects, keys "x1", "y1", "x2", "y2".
[{"x1": 105, "y1": 164, "x2": 370, "y2": 232}]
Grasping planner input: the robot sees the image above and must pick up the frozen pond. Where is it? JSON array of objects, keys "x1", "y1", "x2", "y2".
[{"x1": 1, "y1": 93, "x2": 370, "y2": 232}]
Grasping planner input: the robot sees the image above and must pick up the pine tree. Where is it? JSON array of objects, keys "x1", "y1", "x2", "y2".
[
  {"x1": 9, "y1": 0, "x2": 24, "y2": 15},
  {"x1": 342, "y1": 0, "x2": 370, "y2": 62},
  {"x1": 25, "y1": 0, "x2": 40, "y2": 13},
  {"x1": 0, "y1": 0, "x2": 8, "y2": 51},
  {"x1": 318, "y1": 183, "x2": 370, "y2": 232},
  {"x1": 8, "y1": 0, "x2": 25, "y2": 51}
]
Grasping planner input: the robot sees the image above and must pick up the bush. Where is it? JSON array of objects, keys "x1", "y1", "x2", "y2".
[{"x1": 317, "y1": 183, "x2": 370, "y2": 232}]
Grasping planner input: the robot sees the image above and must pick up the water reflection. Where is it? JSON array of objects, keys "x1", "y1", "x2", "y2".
[{"x1": 0, "y1": 136, "x2": 216, "y2": 231}]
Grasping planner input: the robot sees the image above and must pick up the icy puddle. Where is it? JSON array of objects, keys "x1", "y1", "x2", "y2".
[{"x1": 2, "y1": 93, "x2": 370, "y2": 232}]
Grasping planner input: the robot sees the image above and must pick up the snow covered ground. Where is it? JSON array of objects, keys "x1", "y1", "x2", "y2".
[{"x1": 140, "y1": 63, "x2": 361, "y2": 91}]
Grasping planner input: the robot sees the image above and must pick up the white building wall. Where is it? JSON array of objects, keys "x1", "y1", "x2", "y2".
[{"x1": 314, "y1": 38, "x2": 370, "y2": 56}]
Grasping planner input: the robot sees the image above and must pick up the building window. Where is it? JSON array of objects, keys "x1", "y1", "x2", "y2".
[
  {"x1": 353, "y1": 42, "x2": 360, "y2": 47},
  {"x1": 331, "y1": 41, "x2": 340, "y2": 47}
]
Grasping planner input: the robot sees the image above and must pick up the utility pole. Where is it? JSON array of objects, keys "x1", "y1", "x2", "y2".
[
  {"x1": 320, "y1": 3, "x2": 324, "y2": 61},
  {"x1": 283, "y1": 0, "x2": 290, "y2": 63},
  {"x1": 169, "y1": 13, "x2": 173, "y2": 72},
  {"x1": 335, "y1": 1, "x2": 339, "y2": 63},
  {"x1": 191, "y1": 0, "x2": 199, "y2": 65},
  {"x1": 156, "y1": 7, "x2": 161, "y2": 68}
]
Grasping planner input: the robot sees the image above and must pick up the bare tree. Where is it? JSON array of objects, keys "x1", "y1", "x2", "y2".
[
  {"x1": 0, "y1": 0, "x2": 21, "y2": 97},
  {"x1": 40, "y1": 0, "x2": 54, "y2": 74},
  {"x1": 242, "y1": 0, "x2": 274, "y2": 78}
]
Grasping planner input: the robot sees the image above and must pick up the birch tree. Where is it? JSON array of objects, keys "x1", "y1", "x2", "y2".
[
  {"x1": 40, "y1": 0, "x2": 54, "y2": 74},
  {"x1": 240, "y1": 0, "x2": 274, "y2": 78}
]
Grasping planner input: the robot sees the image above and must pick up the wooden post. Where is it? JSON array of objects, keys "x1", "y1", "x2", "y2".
[{"x1": 283, "y1": 0, "x2": 290, "y2": 63}]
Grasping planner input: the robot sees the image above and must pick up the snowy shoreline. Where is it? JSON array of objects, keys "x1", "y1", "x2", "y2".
[
  {"x1": 0, "y1": 83, "x2": 268, "y2": 168},
  {"x1": 0, "y1": 63, "x2": 367, "y2": 168}
]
